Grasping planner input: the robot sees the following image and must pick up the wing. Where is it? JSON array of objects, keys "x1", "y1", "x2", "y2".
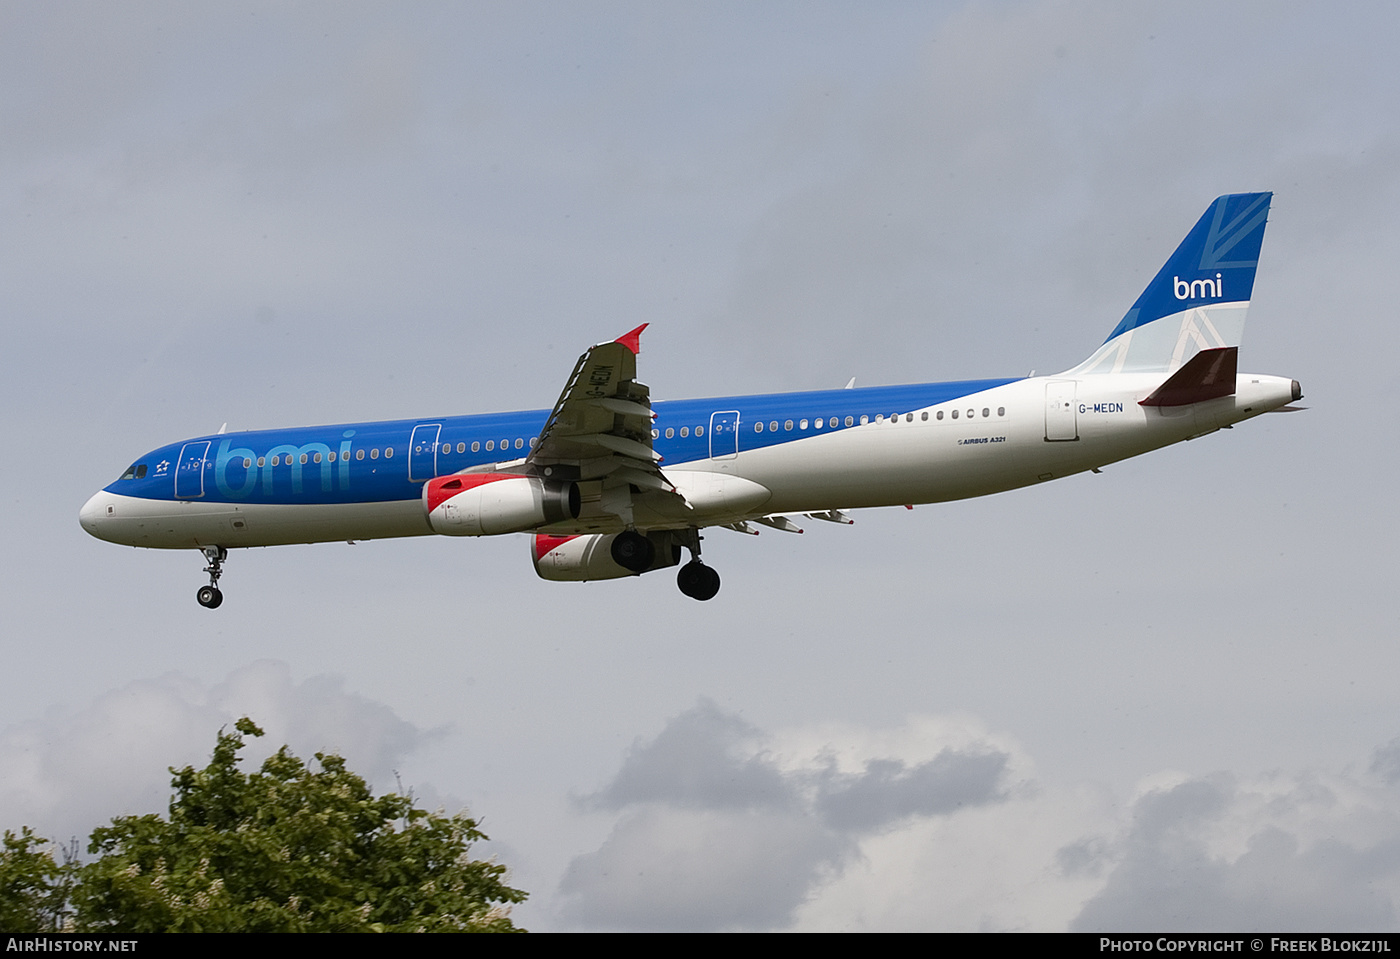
[{"x1": 524, "y1": 324, "x2": 684, "y2": 530}]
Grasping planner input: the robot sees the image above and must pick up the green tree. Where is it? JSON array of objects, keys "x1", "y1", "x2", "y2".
[
  {"x1": 0, "y1": 827, "x2": 70, "y2": 931},
  {"x1": 1, "y1": 718, "x2": 526, "y2": 932}
]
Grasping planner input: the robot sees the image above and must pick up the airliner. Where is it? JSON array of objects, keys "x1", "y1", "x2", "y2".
[{"x1": 80, "y1": 193, "x2": 1301, "y2": 606}]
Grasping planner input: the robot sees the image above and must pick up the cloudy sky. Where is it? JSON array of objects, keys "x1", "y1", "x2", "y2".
[{"x1": 3, "y1": 0, "x2": 1398, "y2": 931}]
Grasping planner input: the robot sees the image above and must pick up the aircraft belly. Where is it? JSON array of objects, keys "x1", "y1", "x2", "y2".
[
  {"x1": 725, "y1": 396, "x2": 1035, "y2": 512},
  {"x1": 82, "y1": 492, "x2": 428, "y2": 549}
]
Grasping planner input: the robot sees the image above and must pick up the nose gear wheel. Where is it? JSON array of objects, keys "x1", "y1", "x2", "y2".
[{"x1": 197, "y1": 546, "x2": 227, "y2": 608}]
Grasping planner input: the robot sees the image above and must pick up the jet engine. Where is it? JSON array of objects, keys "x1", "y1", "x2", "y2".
[
  {"x1": 424, "y1": 473, "x2": 580, "y2": 536},
  {"x1": 531, "y1": 531, "x2": 682, "y2": 581}
]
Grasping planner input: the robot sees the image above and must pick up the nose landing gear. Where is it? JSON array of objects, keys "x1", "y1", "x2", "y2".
[{"x1": 197, "y1": 546, "x2": 227, "y2": 608}]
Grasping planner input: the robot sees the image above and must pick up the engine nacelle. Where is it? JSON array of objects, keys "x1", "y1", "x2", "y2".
[
  {"x1": 531, "y1": 531, "x2": 682, "y2": 581},
  {"x1": 424, "y1": 473, "x2": 579, "y2": 536}
]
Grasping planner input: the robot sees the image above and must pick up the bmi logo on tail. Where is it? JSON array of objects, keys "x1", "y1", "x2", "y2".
[{"x1": 1174, "y1": 274, "x2": 1223, "y2": 299}]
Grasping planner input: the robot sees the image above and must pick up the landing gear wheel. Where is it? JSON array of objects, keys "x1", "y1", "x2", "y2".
[
  {"x1": 197, "y1": 546, "x2": 228, "y2": 608},
  {"x1": 677, "y1": 561, "x2": 720, "y2": 601},
  {"x1": 611, "y1": 530, "x2": 655, "y2": 573}
]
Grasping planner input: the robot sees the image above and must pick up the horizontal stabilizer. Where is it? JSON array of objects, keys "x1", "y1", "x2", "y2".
[{"x1": 1139, "y1": 347, "x2": 1237, "y2": 407}]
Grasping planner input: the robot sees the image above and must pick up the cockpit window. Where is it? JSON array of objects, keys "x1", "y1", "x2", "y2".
[
  {"x1": 119, "y1": 464, "x2": 148, "y2": 481},
  {"x1": 136, "y1": 464, "x2": 147, "y2": 479},
  {"x1": 120, "y1": 466, "x2": 135, "y2": 480}
]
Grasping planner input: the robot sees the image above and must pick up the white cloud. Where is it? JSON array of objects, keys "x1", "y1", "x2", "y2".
[
  {"x1": 0, "y1": 660, "x2": 428, "y2": 845},
  {"x1": 558, "y1": 701, "x2": 1400, "y2": 931},
  {"x1": 1073, "y1": 770, "x2": 1400, "y2": 932},
  {"x1": 558, "y1": 701, "x2": 1019, "y2": 931}
]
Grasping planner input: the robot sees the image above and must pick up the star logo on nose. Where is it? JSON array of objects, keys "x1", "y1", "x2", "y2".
[{"x1": 155, "y1": 460, "x2": 169, "y2": 475}]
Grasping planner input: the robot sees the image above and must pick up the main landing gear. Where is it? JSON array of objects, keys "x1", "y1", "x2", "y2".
[
  {"x1": 611, "y1": 527, "x2": 721, "y2": 601},
  {"x1": 675, "y1": 529, "x2": 720, "y2": 602},
  {"x1": 196, "y1": 546, "x2": 227, "y2": 609},
  {"x1": 677, "y1": 561, "x2": 720, "y2": 601}
]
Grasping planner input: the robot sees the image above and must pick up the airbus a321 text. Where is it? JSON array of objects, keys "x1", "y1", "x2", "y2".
[{"x1": 81, "y1": 194, "x2": 1301, "y2": 606}]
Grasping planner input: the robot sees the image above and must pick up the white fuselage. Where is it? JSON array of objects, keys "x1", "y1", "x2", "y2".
[{"x1": 79, "y1": 372, "x2": 1298, "y2": 551}]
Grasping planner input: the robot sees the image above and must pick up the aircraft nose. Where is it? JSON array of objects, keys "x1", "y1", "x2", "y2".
[{"x1": 79, "y1": 491, "x2": 111, "y2": 538}]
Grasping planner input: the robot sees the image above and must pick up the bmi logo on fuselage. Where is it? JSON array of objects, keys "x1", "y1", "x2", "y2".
[{"x1": 1174, "y1": 274, "x2": 1223, "y2": 300}]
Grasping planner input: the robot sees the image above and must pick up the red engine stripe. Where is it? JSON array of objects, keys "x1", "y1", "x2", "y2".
[
  {"x1": 533, "y1": 533, "x2": 580, "y2": 561},
  {"x1": 425, "y1": 472, "x2": 517, "y2": 513}
]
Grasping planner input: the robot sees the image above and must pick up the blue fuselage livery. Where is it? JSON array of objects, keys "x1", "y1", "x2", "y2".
[
  {"x1": 81, "y1": 195, "x2": 1302, "y2": 605},
  {"x1": 110, "y1": 380, "x2": 1017, "y2": 510}
]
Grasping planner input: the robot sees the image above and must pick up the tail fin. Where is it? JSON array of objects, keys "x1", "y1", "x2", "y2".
[{"x1": 1068, "y1": 193, "x2": 1272, "y2": 375}]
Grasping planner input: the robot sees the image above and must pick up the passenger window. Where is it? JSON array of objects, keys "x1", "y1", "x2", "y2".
[
  {"x1": 860, "y1": 415, "x2": 869, "y2": 425},
  {"x1": 769, "y1": 421, "x2": 778, "y2": 432},
  {"x1": 695, "y1": 426, "x2": 704, "y2": 436},
  {"x1": 875, "y1": 414, "x2": 884, "y2": 424},
  {"x1": 652, "y1": 429, "x2": 659, "y2": 439},
  {"x1": 369, "y1": 449, "x2": 378, "y2": 460},
  {"x1": 243, "y1": 458, "x2": 252, "y2": 468},
  {"x1": 920, "y1": 412, "x2": 927, "y2": 421},
  {"x1": 784, "y1": 420, "x2": 793, "y2": 431},
  {"x1": 356, "y1": 450, "x2": 364, "y2": 460},
  {"x1": 983, "y1": 408, "x2": 990, "y2": 418},
  {"x1": 951, "y1": 410, "x2": 958, "y2": 419},
  {"x1": 755, "y1": 422, "x2": 764, "y2": 433},
  {"x1": 680, "y1": 427, "x2": 689, "y2": 438},
  {"x1": 300, "y1": 454, "x2": 309, "y2": 465},
  {"x1": 845, "y1": 416, "x2": 854, "y2": 427},
  {"x1": 800, "y1": 419, "x2": 808, "y2": 429},
  {"x1": 666, "y1": 428, "x2": 674, "y2": 439},
  {"x1": 998, "y1": 407, "x2": 1005, "y2": 417},
  {"x1": 486, "y1": 440, "x2": 494, "y2": 451},
  {"x1": 384, "y1": 448, "x2": 393, "y2": 458},
  {"x1": 472, "y1": 441, "x2": 480, "y2": 452},
  {"x1": 529, "y1": 437, "x2": 537, "y2": 448}
]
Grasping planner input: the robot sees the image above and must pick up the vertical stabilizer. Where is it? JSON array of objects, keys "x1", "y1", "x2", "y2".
[{"x1": 1068, "y1": 193, "x2": 1271, "y2": 375}]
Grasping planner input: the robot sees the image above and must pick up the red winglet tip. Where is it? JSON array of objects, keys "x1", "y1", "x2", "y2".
[{"x1": 615, "y1": 323, "x2": 648, "y2": 354}]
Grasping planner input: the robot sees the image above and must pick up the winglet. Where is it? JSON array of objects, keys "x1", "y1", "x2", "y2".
[{"x1": 615, "y1": 323, "x2": 648, "y2": 354}]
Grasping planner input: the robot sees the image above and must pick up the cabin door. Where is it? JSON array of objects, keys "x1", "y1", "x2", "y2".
[
  {"x1": 409, "y1": 424, "x2": 442, "y2": 482},
  {"x1": 174, "y1": 441, "x2": 210, "y2": 499},
  {"x1": 1044, "y1": 382, "x2": 1078, "y2": 441},
  {"x1": 709, "y1": 411, "x2": 740, "y2": 459}
]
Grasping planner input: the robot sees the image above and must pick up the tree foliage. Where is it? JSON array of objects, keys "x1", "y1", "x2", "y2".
[
  {"x1": 0, "y1": 718, "x2": 526, "y2": 932},
  {"x1": 0, "y1": 828, "x2": 70, "y2": 931}
]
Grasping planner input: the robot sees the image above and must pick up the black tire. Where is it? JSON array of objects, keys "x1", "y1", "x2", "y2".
[
  {"x1": 197, "y1": 585, "x2": 223, "y2": 609},
  {"x1": 677, "y1": 561, "x2": 720, "y2": 601},
  {"x1": 610, "y1": 530, "x2": 655, "y2": 573}
]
